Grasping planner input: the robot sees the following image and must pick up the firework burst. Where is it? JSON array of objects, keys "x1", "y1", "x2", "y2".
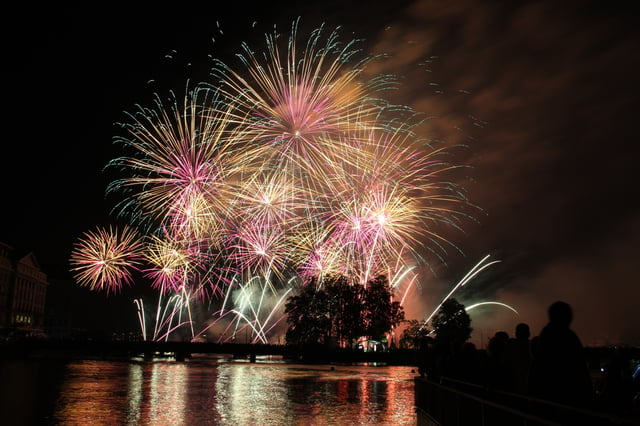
[
  {"x1": 211, "y1": 20, "x2": 386, "y2": 152},
  {"x1": 69, "y1": 225, "x2": 143, "y2": 294},
  {"x1": 71, "y1": 19, "x2": 478, "y2": 342},
  {"x1": 107, "y1": 85, "x2": 243, "y2": 239}
]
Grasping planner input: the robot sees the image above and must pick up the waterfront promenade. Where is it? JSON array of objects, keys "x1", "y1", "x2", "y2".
[{"x1": 415, "y1": 375, "x2": 640, "y2": 426}]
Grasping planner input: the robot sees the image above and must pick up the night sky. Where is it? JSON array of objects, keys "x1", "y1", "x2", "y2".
[{"x1": 2, "y1": 1, "x2": 639, "y2": 346}]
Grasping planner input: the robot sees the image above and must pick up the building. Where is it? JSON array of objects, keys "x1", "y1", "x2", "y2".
[{"x1": 0, "y1": 241, "x2": 49, "y2": 336}]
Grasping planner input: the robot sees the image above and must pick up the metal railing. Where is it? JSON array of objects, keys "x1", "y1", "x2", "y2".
[{"x1": 415, "y1": 376, "x2": 639, "y2": 426}]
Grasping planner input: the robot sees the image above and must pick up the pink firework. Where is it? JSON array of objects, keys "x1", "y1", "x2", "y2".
[
  {"x1": 229, "y1": 169, "x2": 306, "y2": 227},
  {"x1": 107, "y1": 87, "x2": 242, "y2": 233},
  {"x1": 225, "y1": 219, "x2": 291, "y2": 279},
  {"x1": 211, "y1": 20, "x2": 389, "y2": 187},
  {"x1": 143, "y1": 233, "x2": 216, "y2": 300}
]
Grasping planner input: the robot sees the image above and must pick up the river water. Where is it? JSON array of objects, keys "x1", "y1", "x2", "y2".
[{"x1": 0, "y1": 355, "x2": 418, "y2": 425}]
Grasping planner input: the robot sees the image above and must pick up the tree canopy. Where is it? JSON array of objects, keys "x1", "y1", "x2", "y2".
[
  {"x1": 431, "y1": 298, "x2": 472, "y2": 347},
  {"x1": 283, "y1": 278, "x2": 331, "y2": 346},
  {"x1": 400, "y1": 319, "x2": 432, "y2": 349},
  {"x1": 284, "y1": 275, "x2": 404, "y2": 348}
]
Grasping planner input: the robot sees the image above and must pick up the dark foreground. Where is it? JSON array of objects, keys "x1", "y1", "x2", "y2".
[{"x1": 415, "y1": 375, "x2": 640, "y2": 426}]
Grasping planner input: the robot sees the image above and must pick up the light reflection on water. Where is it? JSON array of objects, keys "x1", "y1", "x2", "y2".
[{"x1": 1, "y1": 355, "x2": 417, "y2": 425}]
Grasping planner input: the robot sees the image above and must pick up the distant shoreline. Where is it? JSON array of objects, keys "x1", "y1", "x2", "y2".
[
  {"x1": 2, "y1": 339, "x2": 638, "y2": 370},
  {"x1": 0, "y1": 339, "x2": 421, "y2": 366}
]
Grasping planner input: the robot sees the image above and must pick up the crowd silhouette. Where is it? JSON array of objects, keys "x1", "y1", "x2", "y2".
[{"x1": 418, "y1": 300, "x2": 640, "y2": 417}]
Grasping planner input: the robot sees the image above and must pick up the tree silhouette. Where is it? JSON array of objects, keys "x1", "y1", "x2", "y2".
[
  {"x1": 284, "y1": 275, "x2": 404, "y2": 348},
  {"x1": 431, "y1": 298, "x2": 472, "y2": 347},
  {"x1": 284, "y1": 278, "x2": 331, "y2": 346},
  {"x1": 362, "y1": 275, "x2": 405, "y2": 342},
  {"x1": 326, "y1": 277, "x2": 365, "y2": 347},
  {"x1": 400, "y1": 319, "x2": 432, "y2": 349}
]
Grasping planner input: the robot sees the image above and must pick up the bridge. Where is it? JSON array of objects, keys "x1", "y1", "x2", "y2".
[
  {"x1": 0, "y1": 339, "x2": 418, "y2": 364},
  {"x1": 1, "y1": 339, "x2": 295, "y2": 360}
]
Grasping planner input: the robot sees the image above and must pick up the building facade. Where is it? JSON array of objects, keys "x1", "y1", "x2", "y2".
[{"x1": 0, "y1": 242, "x2": 49, "y2": 333}]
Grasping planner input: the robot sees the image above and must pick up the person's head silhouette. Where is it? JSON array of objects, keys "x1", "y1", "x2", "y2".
[
  {"x1": 547, "y1": 301, "x2": 573, "y2": 328},
  {"x1": 515, "y1": 322, "x2": 530, "y2": 340}
]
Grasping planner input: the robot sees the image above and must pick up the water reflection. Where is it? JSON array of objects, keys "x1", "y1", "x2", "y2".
[
  {"x1": 127, "y1": 363, "x2": 143, "y2": 424},
  {"x1": 54, "y1": 361, "x2": 131, "y2": 424},
  {"x1": 1, "y1": 356, "x2": 417, "y2": 425},
  {"x1": 214, "y1": 361, "x2": 416, "y2": 424},
  {"x1": 148, "y1": 362, "x2": 189, "y2": 424}
]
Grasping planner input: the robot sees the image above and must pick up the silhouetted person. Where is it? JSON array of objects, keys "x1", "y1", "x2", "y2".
[
  {"x1": 440, "y1": 340, "x2": 465, "y2": 379},
  {"x1": 447, "y1": 341, "x2": 484, "y2": 385},
  {"x1": 529, "y1": 301, "x2": 593, "y2": 408},
  {"x1": 486, "y1": 331, "x2": 510, "y2": 390},
  {"x1": 417, "y1": 336, "x2": 437, "y2": 379},
  {"x1": 494, "y1": 330, "x2": 509, "y2": 342},
  {"x1": 460, "y1": 342, "x2": 486, "y2": 385},
  {"x1": 504, "y1": 322, "x2": 533, "y2": 394}
]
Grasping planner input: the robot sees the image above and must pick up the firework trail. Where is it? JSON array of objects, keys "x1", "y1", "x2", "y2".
[
  {"x1": 134, "y1": 298, "x2": 146, "y2": 341},
  {"x1": 466, "y1": 301, "x2": 518, "y2": 315},
  {"x1": 211, "y1": 273, "x2": 294, "y2": 344},
  {"x1": 422, "y1": 254, "x2": 503, "y2": 328}
]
